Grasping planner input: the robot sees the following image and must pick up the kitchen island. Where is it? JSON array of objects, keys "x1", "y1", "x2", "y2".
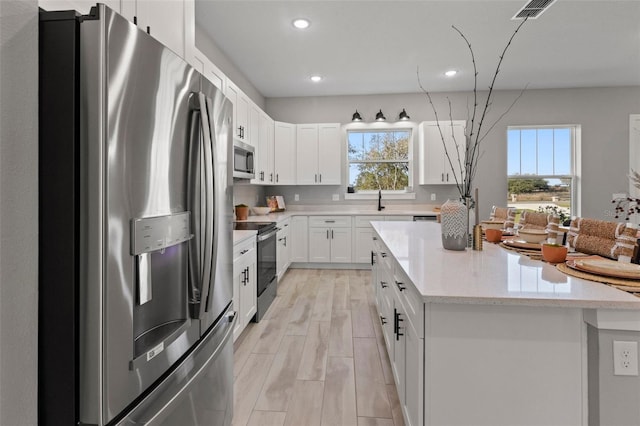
[{"x1": 371, "y1": 221, "x2": 640, "y2": 426}]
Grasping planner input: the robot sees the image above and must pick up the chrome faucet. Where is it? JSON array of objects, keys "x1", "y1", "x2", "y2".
[{"x1": 378, "y1": 189, "x2": 385, "y2": 211}]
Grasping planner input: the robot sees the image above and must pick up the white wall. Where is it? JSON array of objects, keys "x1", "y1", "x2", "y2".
[
  {"x1": 0, "y1": 0, "x2": 39, "y2": 424},
  {"x1": 266, "y1": 87, "x2": 640, "y2": 219}
]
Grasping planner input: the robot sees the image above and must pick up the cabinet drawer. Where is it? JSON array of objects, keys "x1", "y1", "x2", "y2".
[
  {"x1": 233, "y1": 238, "x2": 256, "y2": 262},
  {"x1": 308, "y1": 216, "x2": 351, "y2": 228},
  {"x1": 393, "y1": 266, "x2": 424, "y2": 338},
  {"x1": 384, "y1": 215, "x2": 413, "y2": 221},
  {"x1": 355, "y1": 215, "x2": 382, "y2": 228}
]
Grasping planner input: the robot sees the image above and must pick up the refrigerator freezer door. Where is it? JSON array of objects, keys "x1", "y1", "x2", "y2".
[{"x1": 116, "y1": 306, "x2": 236, "y2": 426}]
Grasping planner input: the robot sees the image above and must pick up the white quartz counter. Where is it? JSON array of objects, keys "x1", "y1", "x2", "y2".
[
  {"x1": 236, "y1": 208, "x2": 439, "y2": 223},
  {"x1": 372, "y1": 221, "x2": 640, "y2": 309},
  {"x1": 233, "y1": 230, "x2": 256, "y2": 245}
]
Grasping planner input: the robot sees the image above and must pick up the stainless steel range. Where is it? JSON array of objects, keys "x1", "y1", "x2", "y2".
[{"x1": 234, "y1": 222, "x2": 278, "y2": 321}]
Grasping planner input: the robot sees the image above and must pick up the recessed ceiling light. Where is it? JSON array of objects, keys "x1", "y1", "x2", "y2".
[
  {"x1": 293, "y1": 18, "x2": 310, "y2": 29},
  {"x1": 310, "y1": 75, "x2": 322, "y2": 83},
  {"x1": 445, "y1": 70, "x2": 458, "y2": 77}
]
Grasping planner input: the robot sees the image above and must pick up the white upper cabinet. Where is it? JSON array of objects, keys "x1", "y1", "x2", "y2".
[
  {"x1": 187, "y1": 48, "x2": 225, "y2": 91},
  {"x1": 252, "y1": 112, "x2": 275, "y2": 184},
  {"x1": 295, "y1": 123, "x2": 341, "y2": 185},
  {"x1": 418, "y1": 121, "x2": 466, "y2": 185},
  {"x1": 122, "y1": 0, "x2": 185, "y2": 58},
  {"x1": 39, "y1": 0, "x2": 120, "y2": 14},
  {"x1": 273, "y1": 122, "x2": 296, "y2": 185},
  {"x1": 226, "y1": 81, "x2": 251, "y2": 144}
]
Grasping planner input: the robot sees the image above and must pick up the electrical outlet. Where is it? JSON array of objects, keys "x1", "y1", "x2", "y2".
[
  {"x1": 332, "y1": 194, "x2": 339, "y2": 201},
  {"x1": 431, "y1": 193, "x2": 436, "y2": 201},
  {"x1": 294, "y1": 194, "x2": 299, "y2": 201},
  {"x1": 613, "y1": 341, "x2": 639, "y2": 376}
]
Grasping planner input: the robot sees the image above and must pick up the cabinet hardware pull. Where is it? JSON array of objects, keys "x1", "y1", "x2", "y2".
[
  {"x1": 441, "y1": 173, "x2": 444, "y2": 182},
  {"x1": 373, "y1": 236, "x2": 378, "y2": 240},
  {"x1": 283, "y1": 236, "x2": 287, "y2": 247},
  {"x1": 446, "y1": 173, "x2": 449, "y2": 182},
  {"x1": 395, "y1": 310, "x2": 404, "y2": 340},
  {"x1": 133, "y1": 16, "x2": 137, "y2": 25},
  {"x1": 326, "y1": 230, "x2": 329, "y2": 239},
  {"x1": 396, "y1": 280, "x2": 406, "y2": 292},
  {"x1": 380, "y1": 281, "x2": 388, "y2": 288},
  {"x1": 315, "y1": 174, "x2": 317, "y2": 183},
  {"x1": 380, "y1": 316, "x2": 387, "y2": 325},
  {"x1": 371, "y1": 251, "x2": 376, "y2": 265},
  {"x1": 319, "y1": 174, "x2": 322, "y2": 183},
  {"x1": 245, "y1": 267, "x2": 249, "y2": 285},
  {"x1": 276, "y1": 174, "x2": 279, "y2": 183},
  {"x1": 242, "y1": 268, "x2": 247, "y2": 285},
  {"x1": 393, "y1": 308, "x2": 398, "y2": 336},
  {"x1": 381, "y1": 252, "x2": 387, "y2": 258},
  {"x1": 325, "y1": 220, "x2": 335, "y2": 223},
  {"x1": 146, "y1": 26, "x2": 150, "y2": 35},
  {"x1": 270, "y1": 173, "x2": 273, "y2": 182},
  {"x1": 240, "y1": 249, "x2": 249, "y2": 255},
  {"x1": 331, "y1": 230, "x2": 334, "y2": 239}
]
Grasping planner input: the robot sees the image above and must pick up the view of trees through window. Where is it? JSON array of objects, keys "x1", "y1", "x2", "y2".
[
  {"x1": 507, "y1": 126, "x2": 576, "y2": 221},
  {"x1": 348, "y1": 130, "x2": 410, "y2": 191}
]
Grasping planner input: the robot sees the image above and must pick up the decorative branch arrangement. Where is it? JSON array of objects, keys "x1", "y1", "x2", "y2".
[
  {"x1": 612, "y1": 169, "x2": 640, "y2": 221},
  {"x1": 417, "y1": 18, "x2": 528, "y2": 205}
]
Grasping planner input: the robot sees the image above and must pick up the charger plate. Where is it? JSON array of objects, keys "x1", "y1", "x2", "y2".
[
  {"x1": 503, "y1": 240, "x2": 542, "y2": 250},
  {"x1": 570, "y1": 258, "x2": 640, "y2": 280}
]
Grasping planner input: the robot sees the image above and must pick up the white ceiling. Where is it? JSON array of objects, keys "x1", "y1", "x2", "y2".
[{"x1": 196, "y1": 1, "x2": 640, "y2": 98}]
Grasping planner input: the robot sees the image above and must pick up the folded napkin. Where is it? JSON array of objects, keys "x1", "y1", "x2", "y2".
[{"x1": 567, "y1": 217, "x2": 637, "y2": 260}]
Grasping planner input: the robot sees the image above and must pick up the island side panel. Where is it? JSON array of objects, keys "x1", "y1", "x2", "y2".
[
  {"x1": 425, "y1": 302, "x2": 585, "y2": 426},
  {"x1": 587, "y1": 325, "x2": 640, "y2": 426}
]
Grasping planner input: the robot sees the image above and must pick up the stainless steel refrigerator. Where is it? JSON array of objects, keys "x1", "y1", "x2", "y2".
[{"x1": 38, "y1": 4, "x2": 235, "y2": 425}]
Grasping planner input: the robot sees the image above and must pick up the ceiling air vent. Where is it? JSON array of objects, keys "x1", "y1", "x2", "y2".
[{"x1": 512, "y1": 0, "x2": 557, "y2": 20}]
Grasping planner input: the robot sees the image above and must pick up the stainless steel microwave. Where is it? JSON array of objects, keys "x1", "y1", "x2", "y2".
[{"x1": 233, "y1": 140, "x2": 255, "y2": 179}]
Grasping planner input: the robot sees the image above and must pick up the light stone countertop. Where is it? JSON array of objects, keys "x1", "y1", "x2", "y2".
[
  {"x1": 233, "y1": 230, "x2": 256, "y2": 245},
  {"x1": 371, "y1": 221, "x2": 640, "y2": 309},
  {"x1": 235, "y1": 208, "x2": 439, "y2": 224}
]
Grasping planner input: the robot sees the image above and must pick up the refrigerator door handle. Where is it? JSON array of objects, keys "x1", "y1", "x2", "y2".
[
  {"x1": 199, "y1": 92, "x2": 215, "y2": 316},
  {"x1": 187, "y1": 92, "x2": 214, "y2": 318},
  {"x1": 203, "y1": 95, "x2": 220, "y2": 315}
]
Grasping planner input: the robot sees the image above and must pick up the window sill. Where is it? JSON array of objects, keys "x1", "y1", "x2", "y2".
[{"x1": 344, "y1": 192, "x2": 416, "y2": 200}]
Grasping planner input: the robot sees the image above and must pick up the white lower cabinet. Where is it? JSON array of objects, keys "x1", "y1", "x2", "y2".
[
  {"x1": 372, "y1": 233, "x2": 424, "y2": 426},
  {"x1": 353, "y1": 215, "x2": 413, "y2": 264},
  {"x1": 290, "y1": 216, "x2": 308, "y2": 262},
  {"x1": 233, "y1": 237, "x2": 257, "y2": 341},
  {"x1": 276, "y1": 218, "x2": 291, "y2": 280},
  {"x1": 308, "y1": 216, "x2": 352, "y2": 263}
]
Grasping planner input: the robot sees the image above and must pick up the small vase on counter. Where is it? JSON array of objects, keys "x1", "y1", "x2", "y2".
[{"x1": 440, "y1": 199, "x2": 467, "y2": 251}]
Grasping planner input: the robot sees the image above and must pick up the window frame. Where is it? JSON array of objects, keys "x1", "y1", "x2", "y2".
[
  {"x1": 343, "y1": 122, "x2": 416, "y2": 199},
  {"x1": 506, "y1": 124, "x2": 581, "y2": 217}
]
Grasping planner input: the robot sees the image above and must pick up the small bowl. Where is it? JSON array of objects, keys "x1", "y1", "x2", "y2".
[
  {"x1": 541, "y1": 244, "x2": 568, "y2": 263},
  {"x1": 517, "y1": 228, "x2": 548, "y2": 244},
  {"x1": 481, "y1": 220, "x2": 504, "y2": 231},
  {"x1": 485, "y1": 229, "x2": 503, "y2": 243},
  {"x1": 251, "y1": 206, "x2": 271, "y2": 216}
]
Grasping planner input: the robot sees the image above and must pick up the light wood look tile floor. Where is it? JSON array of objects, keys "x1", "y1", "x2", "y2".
[{"x1": 233, "y1": 269, "x2": 404, "y2": 426}]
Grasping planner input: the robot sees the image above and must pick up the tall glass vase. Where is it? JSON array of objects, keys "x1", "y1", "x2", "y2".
[{"x1": 440, "y1": 199, "x2": 467, "y2": 251}]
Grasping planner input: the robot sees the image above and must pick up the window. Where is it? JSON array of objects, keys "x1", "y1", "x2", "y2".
[
  {"x1": 507, "y1": 125, "x2": 580, "y2": 220},
  {"x1": 347, "y1": 129, "x2": 411, "y2": 192}
]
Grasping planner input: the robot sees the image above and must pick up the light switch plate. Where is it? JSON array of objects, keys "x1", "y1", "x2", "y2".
[
  {"x1": 294, "y1": 194, "x2": 299, "y2": 201},
  {"x1": 431, "y1": 193, "x2": 436, "y2": 201},
  {"x1": 332, "y1": 194, "x2": 339, "y2": 201}
]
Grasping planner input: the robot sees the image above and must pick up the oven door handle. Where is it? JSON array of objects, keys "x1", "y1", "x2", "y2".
[{"x1": 257, "y1": 229, "x2": 278, "y2": 242}]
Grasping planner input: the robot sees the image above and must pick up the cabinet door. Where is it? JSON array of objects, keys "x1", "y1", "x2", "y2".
[
  {"x1": 202, "y1": 57, "x2": 225, "y2": 91},
  {"x1": 290, "y1": 216, "x2": 309, "y2": 263},
  {"x1": 354, "y1": 227, "x2": 374, "y2": 264},
  {"x1": 226, "y1": 83, "x2": 240, "y2": 140},
  {"x1": 330, "y1": 227, "x2": 352, "y2": 263},
  {"x1": 442, "y1": 120, "x2": 466, "y2": 185},
  {"x1": 40, "y1": 0, "x2": 120, "y2": 14},
  {"x1": 296, "y1": 124, "x2": 319, "y2": 184},
  {"x1": 249, "y1": 104, "x2": 261, "y2": 149},
  {"x1": 250, "y1": 106, "x2": 264, "y2": 184},
  {"x1": 236, "y1": 93, "x2": 250, "y2": 143},
  {"x1": 136, "y1": 0, "x2": 185, "y2": 57},
  {"x1": 317, "y1": 123, "x2": 341, "y2": 185},
  {"x1": 392, "y1": 301, "x2": 406, "y2": 406},
  {"x1": 404, "y1": 323, "x2": 424, "y2": 426},
  {"x1": 418, "y1": 122, "x2": 447, "y2": 184},
  {"x1": 308, "y1": 228, "x2": 331, "y2": 263},
  {"x1": 262, "y1": 115, "x2": 275, "y2": 183},
  {"x1": 232, "y1": 258, "x2": 243, "y2": 341},
  {"x1": 273, "y1": 122, "x2": 296, "y2": 184},
  {"x1": 240, "y1": 258, "x2": 257, "y2": 329}
]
